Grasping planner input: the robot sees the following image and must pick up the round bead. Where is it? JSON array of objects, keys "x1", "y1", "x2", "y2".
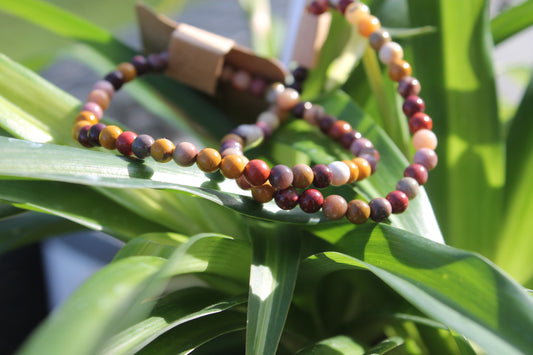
[
  {"x1": 232, "y1": 70, "x2": 252, "y2": 91},
  {"x1": 328, "y1": 161, "x2": 351, "y2": 186},
  {"x1": 117, "y1": 62, "x2": 137, "y2": 82},
  {"x1": 236, "y1": 175, "x2": 252, "y2": 190},
  {"x1": 269, "y1": 165, "x2": 294, "y2": 190},
  {"x1": 350, "y1": 137, "x2": 374, "y2": 156},
  {"x1": 346, "y1": 199, "x2": 370, "y2": 224},
  {"x1": 398, "y1": 77, "x2": 421, "y2": 98},
  {"x1": 318, "y1": 115, "x2": 337, "y2": 134},
  {"x1": 92, "y1": 80, "x2": 115, "y2": 99},
  {"x1": 116, "y1": 131, "x2": 137, "y2": 156},
  {"x1": 299, "y1": 189, "x2": 324, "y2": 213},
  {"x1": 220, "y1": 148, "x2": 244, "y2": 158},
  {"x1": 151, "y1": 138, "x2": 175, "y2": 163},
  {"x1": 99, "y1": 125, "x2": 122, "y2": 150},
  {"x1": 196, "y1": 148, "x2": 222, "y2": 173},
  {"x1": 249, "y1": 77, "x2": 268, "y2": 97},
  {"x1": 252, "y1": 183, "x2": 275, "y2": 203},
  {"x1": 353, "y1": 157, "x2": 372, "y2": 181},
  {"x1": 403, "y1": 95, "x2": 426, "y2": 118},
  {"x1": 233, "y1": 124, "x2": 264, "y2": 148},
  {"x1": 379, "y1": 42, "x2": 404, "y2": 65},
  {"x1": 342, "y1": 160, "x2": 359, "y2": 183},
  {"x1": 369, "y1": 29, "x2": 391, "y2": 51},
  {"x1": 409, "y1": 113, "x2": 433, "y2": 134},
  {"x1": 412, "y1": 129, "x2": 438, "y2": 150},
  {"x1": 386, "y1": 191, "x2": 409, "y2": 214},
  {"x1": 220, "y1": 139, "x2": 242, "y2": 152},
  {"x1": 72, "y1": 120, "x2": 92, "y2": 140},
  {"x1": 87, "y1": 89, "x2": 110, "y2": 110},
  {"x1": 359, "y1": 147, "x2": 380, "y2": 161},
  {"x1": 132, "y1": 134, "x2": 155, "y2": 159},
  {"x1": 274, "y1": 187, "x2": 299, "y2": 210},
  {"x1": 82, "y1": 102, "x2": 103, "y2": 119},
  {"x1": 173, "y1": 142, "x2": 198, "y2": 167},
  {"x1": 147, "y1": 52, "x2": 168, "y2": 72},
  {"x1": 292, "y1": 66, "x2": 308, "y2": 81},
  {"x1": 413, "y1": 148, "x2": 438, "y2": 171},
  {"x1": 257, "y1": 111, "x2": 280, "y2": 131},
  {"x1": 276, "y1": 88, "x2": 300, "y2": 111},
  {"x1": 291, "y1": 101, "x2": 309, "y2": 118},
  {"x1": 75, "y1": 111, "x2": 99, "y2": 124},
  {"x1": 396, "y1": 177, "x2": 420, "y2": 200},
  {"x1": 220, "y1": 154, "x2": 246, "y2": 179},
  {"x1": 265, "y1": 82, "x2": 285, "y2": 104},
  {"x1": 369, "y1": 197, "x2": 392, "y2": 222},
  {"x1": 303, "y1": 104, "x2": 325, "y2": 126},
  {"x1": 78, "y1": 125, "x2": 93, "y2": 148},
  {"x1": 337, "y1": 0, "x2": 354, "y2": 14},
  {"x1": 221, "y1": 133, "x2": 244, "y2": 147},
  {"x1": 312, "y1": 164, "x2": 333, "y2": 188},
  {"x1": 322, "y1": 195, "x2": 348, "y2": 220},
  {"x1": 340, "y1": 130, "x2": 362, "y2": 149},
  {"x1": 244, "y1": 159, "x2": 270, "y2": 186},
  {"x1": 88, "y1": 123, "x2": 106, "y2": 146},
  {"x1": 292, "y1": 164, "x2": 314, "y2": 188},
  {"x1": 307, "y1": 0, "x2": 329, "y2": 15},
  {"x1": 389, "y1": 60, "x2": 412, "y2": 82},
  {"x1": 404, "y1": 164, "x2": 428, "y2": 185},
  {"x1": 345, "y1": 2, "x2": 370, "y2": 26},
  {"x1": 131, "y1": 55, "x2": 150, "y2": 76},
  {"x1": 358, "y1": 15, "x2": 381, "y2": 37},
  {"x1": 104, "y1": 71, "x2": 125, "y2": 90},
  {"x1": 329, "y1": 120, "x2": 352, "y2": 141}
]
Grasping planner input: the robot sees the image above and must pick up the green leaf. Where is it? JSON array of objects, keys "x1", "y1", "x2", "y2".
[
  {"x1": 296, "y1": 335, "x2": 365, "y2": 354},
  {"x1": 301, "y1": 224, "x2": 533, "y2": 355},
  {"x1": 113, "y1": 232, "x2": 189, "y2": 261},
  {"x1": 363, "y1": 337, "x2": 404, "y2": 355},
  {"x1": 491, "y1": 0, "x2": 533, "y2": 45},
  {"x1": 17, "y1": 256, "x2": 166, "y2": 355},
  {"x1": 246, "y1": 222, "x2": 301, "y2": 355}
]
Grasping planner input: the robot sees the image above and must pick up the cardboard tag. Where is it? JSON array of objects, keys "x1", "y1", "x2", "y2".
[{"x1": 291, "y1": 11, "x2": 331, "y2": 69}]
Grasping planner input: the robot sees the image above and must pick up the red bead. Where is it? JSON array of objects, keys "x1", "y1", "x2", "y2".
[
  {"x1": 116, "y1": 131, "x2": 137, "y2": 156},
  {"x1": 244, "y1": 159, "x2": 270, "y2": 186},
  {"x1": 307, "y1": 0, "x2": 329, "y2": 15},
  {"x1": 299, "y1": 189, "x2": 324, "y2": 213},
  {"x1": 312, "y1": 164, "x2": 333, "y2": 188},
  {"x1": 329, "y1": 120, "x2": 352, "y2": 141},
  {"x1": 409, "y1": 113, "x2": 433, "y2": 134},
  {"x1": 274, "y1": 187, "x2": 299, "y2": 210},
  {"x1": 386, "y1": 190, "x2": 409, "y2": 214},
  {"x1": 404, "y1": 164, "x2": 428, "y2": 185},
  {"x1": 236, "y1": 175, "x2": 252, "y2": 190},
  {"x1": 403, "y1": 95, "x2": 425, "y2": 117}
]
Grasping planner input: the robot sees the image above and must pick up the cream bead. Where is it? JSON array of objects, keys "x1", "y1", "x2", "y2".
[
  {"x1": 257, "y1": 110, "x2": 280, "y2": 130},
  {"x1": 412, "y1": 129, "x2": 438, "y2": 150},
  {"x1": 276, "y1": 88, "x2": 300, "y2": 111},
  {"x1": 379, "y1": 42, "x2": 404, "y2": 65},
  {"x1": 329, "y1": 161, "x2": 351, "y2": 186},
  {"x1": 345, "y1": 2, "x2": 370, "y2": 26}
]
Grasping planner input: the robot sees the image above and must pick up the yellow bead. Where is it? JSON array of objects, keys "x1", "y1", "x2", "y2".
[
  {"x1": 117, "y1": 62, "x2": 137, "y2": 82},
  {"x1": 345, "y1": 2, "x2": 370, "y2": 26},
  {"x1": 72, "y1": 120, "x2": 92, "y2": 140},
  {"x1": 151, "y1": 138, "x2": 175, "y2": 163},
  {"x1": 353, "y1": 157, "x2": 371, "y2": 181},
  {"x1": 342, "y1": 159, "x2": 359, "y2": 183},
  {"x1": 196, "y1": 148, "x2": 221, "y2": 173},
  {"x1": 220, "y1": 154, "x2": 246, "y2": 179},
  {"x1": 388, "y1": 60, "x2": 412, "y2": 82},
  {"x1": 251, "y1": 182, "x2": 274, "y2": 203},
  {"x1": 358, "y1": 15, "x2": 381, "y2": 37},
  {"x1": 75, "y1": 111, "x2": 99, "y2": 124},
  {"x1": 99, "y1": 125, "x2": 123, "y2": 150}
]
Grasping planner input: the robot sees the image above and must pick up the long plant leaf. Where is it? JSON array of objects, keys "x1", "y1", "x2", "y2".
[
  {"x1": 296, "y1": 335, "x2": 365, "y2": 354},
  {"x1": 491, "y1": 0, "x2": 533, "y2": 45}
]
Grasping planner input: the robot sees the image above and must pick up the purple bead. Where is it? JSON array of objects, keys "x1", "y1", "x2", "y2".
[
  {"x1": 288, "y1": 81, "x2": 303, "y2": 93},
  {"x1": 386, "y1": 191, "x2": 409, "y2": 214},
  {"x1": 398, "y1": 77, "x2": 421, "y2": 98},
  {"x1": 88, "y1": 123, "x2": 106, "y2": 146},
  {"x1": 147, "y1": 52, "x2": 168, "y2": 72},
  {"x1": 92, "y1": 80, "x2": 115, "y2": 99},
  {"x1": 404, "y1": 164, "x2": 428, "y2": 185},
  {"x1": 403, "y1": 95, "x2": 425, "y2": 118},
  {"x1": 82, "y1": 102, "x2": 103, "y2": 119},
  {"x1": 131, "y1": 55, "x2": 150, "y2": 76},
  {"x1": 249, "y1": 77, "x2": 268, "y2": 98},
  {"x1": 274, "y1": 187, "x2": 299, "y2": 210},
  {"x1": 299, "y1": 189, "x2": 324, "y2": 213},
  {"x1": 291, "y1": 101, "x2": 311, "y2": 118},
  {"x1": 78, "y1": 125, "x2": 93, "y2": 148},
  {"x1": 413, "y1": 148, "x2": 438, "y2": 171},
  {"x1": 104, "y1": 71, "x2": 124, "y2": 90},
  {"x1": 132, "y1": 134, "x2": 155, "y2": 159},
  {"x1": 359, "y1": 154, "x2": 378, "y2": 174},
  {"x1": 255, "y1": 121, "x2": 272, "y2": 140},
  {"x1": 292, "y1": 66, "x2": 308, "y2": 81},
  {"x1": 396, "y1": 177, "x2": 419, "y2": 200},
  {"x1": 350, "y1": 138, "x2": 374, "y2": 156},
  {"x1": 220, "y1": 139, "x2": 242, "y2": 152},
  {"x1": 369, "y1": 197, "x2": 392, "y2": 222},
  {"x1": 312, "y1": 164, "x2": 333, "y2": 188},
  {"x1": 318, "y1": 115, "x2": 337, "y2": 134},
  {"x1": 269, "y1": 165, "x2": 294, "y2": 190},
  {"x1": 359, "y1": 147, "x2": 380, "y2": 161},
  {"x1": 340, "y1": 130, "x2": 362, "y2": 149}
]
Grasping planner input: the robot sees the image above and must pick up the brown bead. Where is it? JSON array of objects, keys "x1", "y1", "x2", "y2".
[
  {"x1": 196, "y1": 148, "x2": 221, "y2": 173},
  {"x1": 117, "y1": 62, "x2": 137, "y2": 82},
  {"x1": 251, "y1": 183, "x2": 275, "y2": 203},
  {"x1": 99, "y1": 125, "x2": 123, "y2": 150},
  {"x1": 151, "y1": 138, "x2": 175, "y2": 163},
  {"x1": 276, "y1": 88, "x2": 300, "y2": 111},
  {"x1": 388, "y1": 60, "x2": 412, "y2": 82},
  {"x1": 353, "y1": 157, "x2": 371, "y2": 181},
  {"x1": 346, "y1": 199, "x2": 370, "y2": 224},
  {"x1": 329, "y1": 120, "x2": 352, "y2": 141},
  {"x1": 220, "y1": 154, "x2": 246, "y2": 179},
  {"x1": 369, "y1": 29, "x2": 391, "y2": 51},
  {"x1": 342, "y1": 160, "x2": 359, "y2": 183},
  {"x1": 292, "y1": 164, "x2": 314, "y2": 188},
  {"x1": 322, "y1": 195, "x2": 348, "y2": 220},
  {"x1": 87, "y1": 89, "x2": 110, "y2": 110},
  {"x1": 72, "y1": 120, "x2": 92, "y2": 140},
  {"x1": 303, "y1": 104, "x2": 325, "y2": 126},
  {"x1": 75, "y1": 111, "x2": 99, "y2": 124},
  {"x1": 173, "y1": 142, "x2": 198, "y2": 167}
]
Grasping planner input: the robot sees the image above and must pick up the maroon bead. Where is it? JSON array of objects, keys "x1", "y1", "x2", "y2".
[
  {"x1": 307, "y1": 0, "x2": 329, "y2": 15},
  {"x1": 236, "y1": 175, "x2": 252, "y2": 190},
  {"x1": 404, "y1": 164, "x2": 428, "y2": 185},
  {"x1": 340, "y1": 130, "x2": 362, "y2": 149},
  {"x1": 78, "y1": 125, "x2": 93, "y2": 148},
  {"x1": 116, "y1": 131, "x2": 137, "y2": 156},
  {"x1": 104, "y1": 71, "x2": 124, "y2": 90},
  {"x1": 386, "y1": 190, "x2": 409, "y2": 214},
  {"x1": 299, "y1": 189, "x2": 324, "y2": 213},
  {"x1": 403, "y1": 95, "x2": 425, "y2": 117},
  {"x1": 255, "y1": 121, "x2": 272, "y2": 140},
  {"x1": 350, "y1": 137, "x2": 374, "y2": 156},
  {"x1": 369, "y1": 197, "x2": 392, "y2": 222},
  {"x1": 318, "y1": 115, "x2": 337, "y2": 134},
  {"x1": 329, "y1": 120, "x2": 352, "y2": 141},
  {"x1": 88, "y1": 123, "x2": 106, "y2": 147},
  {"x1": 312, "y1": 164, "x2": 333, "y2": 188},
  {"x1": 291, "y1": 101, "x2": 311, "y2": 118},
  {"x1": 292, "y1": 66, "x2": 309, "y2": 81},
  {"x1": 359, "y1": 154, "x2": 378, "y2": 174},
  {"x1": 269, "y1": 165, "x2": 294, "y2": 190},
  {"x1": 398, "y1": 77, "x2": 421, "y2": 98},
  {"x1": 131, "y1": 55, "x2": 149, "y2": 76},
  {"x1": 249, "y1": 77, "x2": 268, "y2": 98},
  {"x1": 147, "y1": 52, "x2": 168, "y2": 72},
  {"x1": 244, "y1": 159, "x2": 270, "y2": 186},
  {"x1": 274, "y1": 187, "x2": 299, "y2": 210},
  {"x1": 359, "y1": 147, "x2": 380, "y2": 161},
  {"x1": 409, "y1": 113, "x2": 433, "y2": 134},
  {"x1": 337, "y1": 0, "x2": 354, "y2": 14}
]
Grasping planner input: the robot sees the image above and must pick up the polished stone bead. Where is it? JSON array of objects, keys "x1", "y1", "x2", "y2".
[
  {"x1": 345, "y1": 2, "x2": 370, "y2": 26},
  {"x1": 398, "y1": 76, "x2": 421, "y2": 98},
  {"x1": 233, "y1": 124, "x2": 264, "y2": 148},
  {"x1": 318, "y1": 115, "x2": 338, "y2": 134},
  {"x1": 412, "y1": 129, "x2": 438, "y2": 150},
  {"x1": 336, "y1": 0, "x2": 354, "y2": 14},
  {"x1": 346, "y1": 199, "x2": 370, "y2": 224},
  {"x1": 350, "y1": 137, "x2": 374, "y2": 156},
  {"x1": 104, "y1": 70, "x2": 125, "y2": 90},
  {"x1": 220, "y1": 148, "x2": 243, "y2": 158},
  {"x1": 413, "y1": 148, "x2": 438, "y2": 171},
  {"x1": 386, "y1": 190, "x2": 409, "y2": 214},
  {"x1": 117, "y1": 62, "x2": 137, "y2": 82},
  {"x1": 299, "y1": 189, "x2": 324, "y2": 213},
  {"x1": 78, "y1": 125, "x2": 93, "y2": 148},
  {"x1": 196, "y1": 148, "x2": 222, "y2": 173},
  {"x1": 329, "y1": 120, "x2": 352, "y2": 141},
  {"x1": 269, "y1": 164, "x2": 294, "y2": 190},
  {"x1": 274, "y1": 187, "x2": 299, "y2": 210},
  {"x1": 151, "y1": 138, "x2": 175, "y2": 163},
  {"x1": 116, "y1": 131, "x2": 137, "y2": 156},
  {"x1": 322, "y1": 195, "x2": 348, "y2": 220},
  {"x1": 396, "y1": 177, "x2": 420, "y2": 199},
  {"x1": 244, "y1": 159, "x2": 270, "y2": 186},
  {"x1": 404, "y1": 164, "x2": 428, "y2": 185},
  {"x1": 82, "y1": 102, "x2": 103, "y2": 119},
  {"x1": 173, "y1": 142, "x2": 198, "y2": 167},
  {"x1": 409, "y1": 113, "x2": 433, "y2": 134},
  {"x1": 291, "y1": 101, "x2": 310, "y2": 118},
  {"x1": 75, "y1": 111, "x2": 99, "y2": 125},
  {"x1": 265, "y1": 82, "x2": 285, "y2": 104},
  {"x1": 340, "y1": 130, "x2": 362, "y2": 149},
  {"x1": 232, "y1": 70, "x2": 252, "y2": 91},
  {"x1": 220, "y1": 139, "x2": 242, "y2": 152},
  {"x1": 132, "y1": 134, "x2": 155, "y2": 159},
  {"x1": 249, "y1": 77, "x2": 268, "y2": 97},
  {"x1": 303, "y1": 104, "x2": 325, "y2": 126},
  {"x1": 342, "y1": 159, "x2": 359, "y2": 183},
  {"x1": 147, "y1": 52, "x2": 168, "y2": 72},
  {"x1": 292, "y1": 66, "x2": 309, "y2": 81},
  {"x1": 403, "y1": 95, "x2": 425, "y2": 118},
  {"x1": 236, "y1": 175, "x2": 252, "y2": 190},
  {"x1": 292, "y1": 164, "x2": 314, "y2": 188},
  {"x1": 92, "y1": 80, "x2": 115, "y2": 99},
  {"x1": 257, "y1": 110, "x2": 280, "y2": 131},
  {"x1": 379, "y1": 42, "x2": 404, "y2": 65},
  {"x1": 87, "y1": 89, "x2": 110, "y2": 110},
  {"x1": 389, "y1": 60, "x2": 412, "y2": 82},
  {"x1": 329, "y1": 161, "x2": 351, "y2": 186},
  {"x1": 220, "y1": 154, "x2": 246, "y2": 179},
  {"x1": 72, "y1": 120, "x2": 92, "y2": 141},
  {"x1": 277, "y1": 87, "x2": 300, "y2": 111},
  {"x1": 359, "y1": 154, "x2": 378, "y2": 174},
  {"x1": 99, "y1": 125, "x2": 122, "y2": 150},
  {"x1": 359, "y1": 147, "x2": 380, "y2": 161},
  {"x1": 307, "y1": 0, "x2": 329, "y2": 15},
  {"x1": 312, "y1": 164, "x2": 333, "y2": 188},
  {"x1": 352, "y1": 157, "x2": 371, "y2": 181},
  {"x1": 369, "y1": 197, "x2": 392, "y2": 222},
  {"x1": 252, "y1": 183, "x2": 275, "y2": 203},
  {"x1": 131, "y1": 55, "x2": 150, "y2": 76},
  {"x1": 369, "y1": 29, "x2": 391, "y2": 51},
  {"x1": 88, "y1": 123, "x2": 106, "y2": 146},
  {"x1": 221, "y1": 133, "x2": 244, "y2": 146},
  {"x1": 255, "y1": 121, "x2": 273, "y2": 140}
]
